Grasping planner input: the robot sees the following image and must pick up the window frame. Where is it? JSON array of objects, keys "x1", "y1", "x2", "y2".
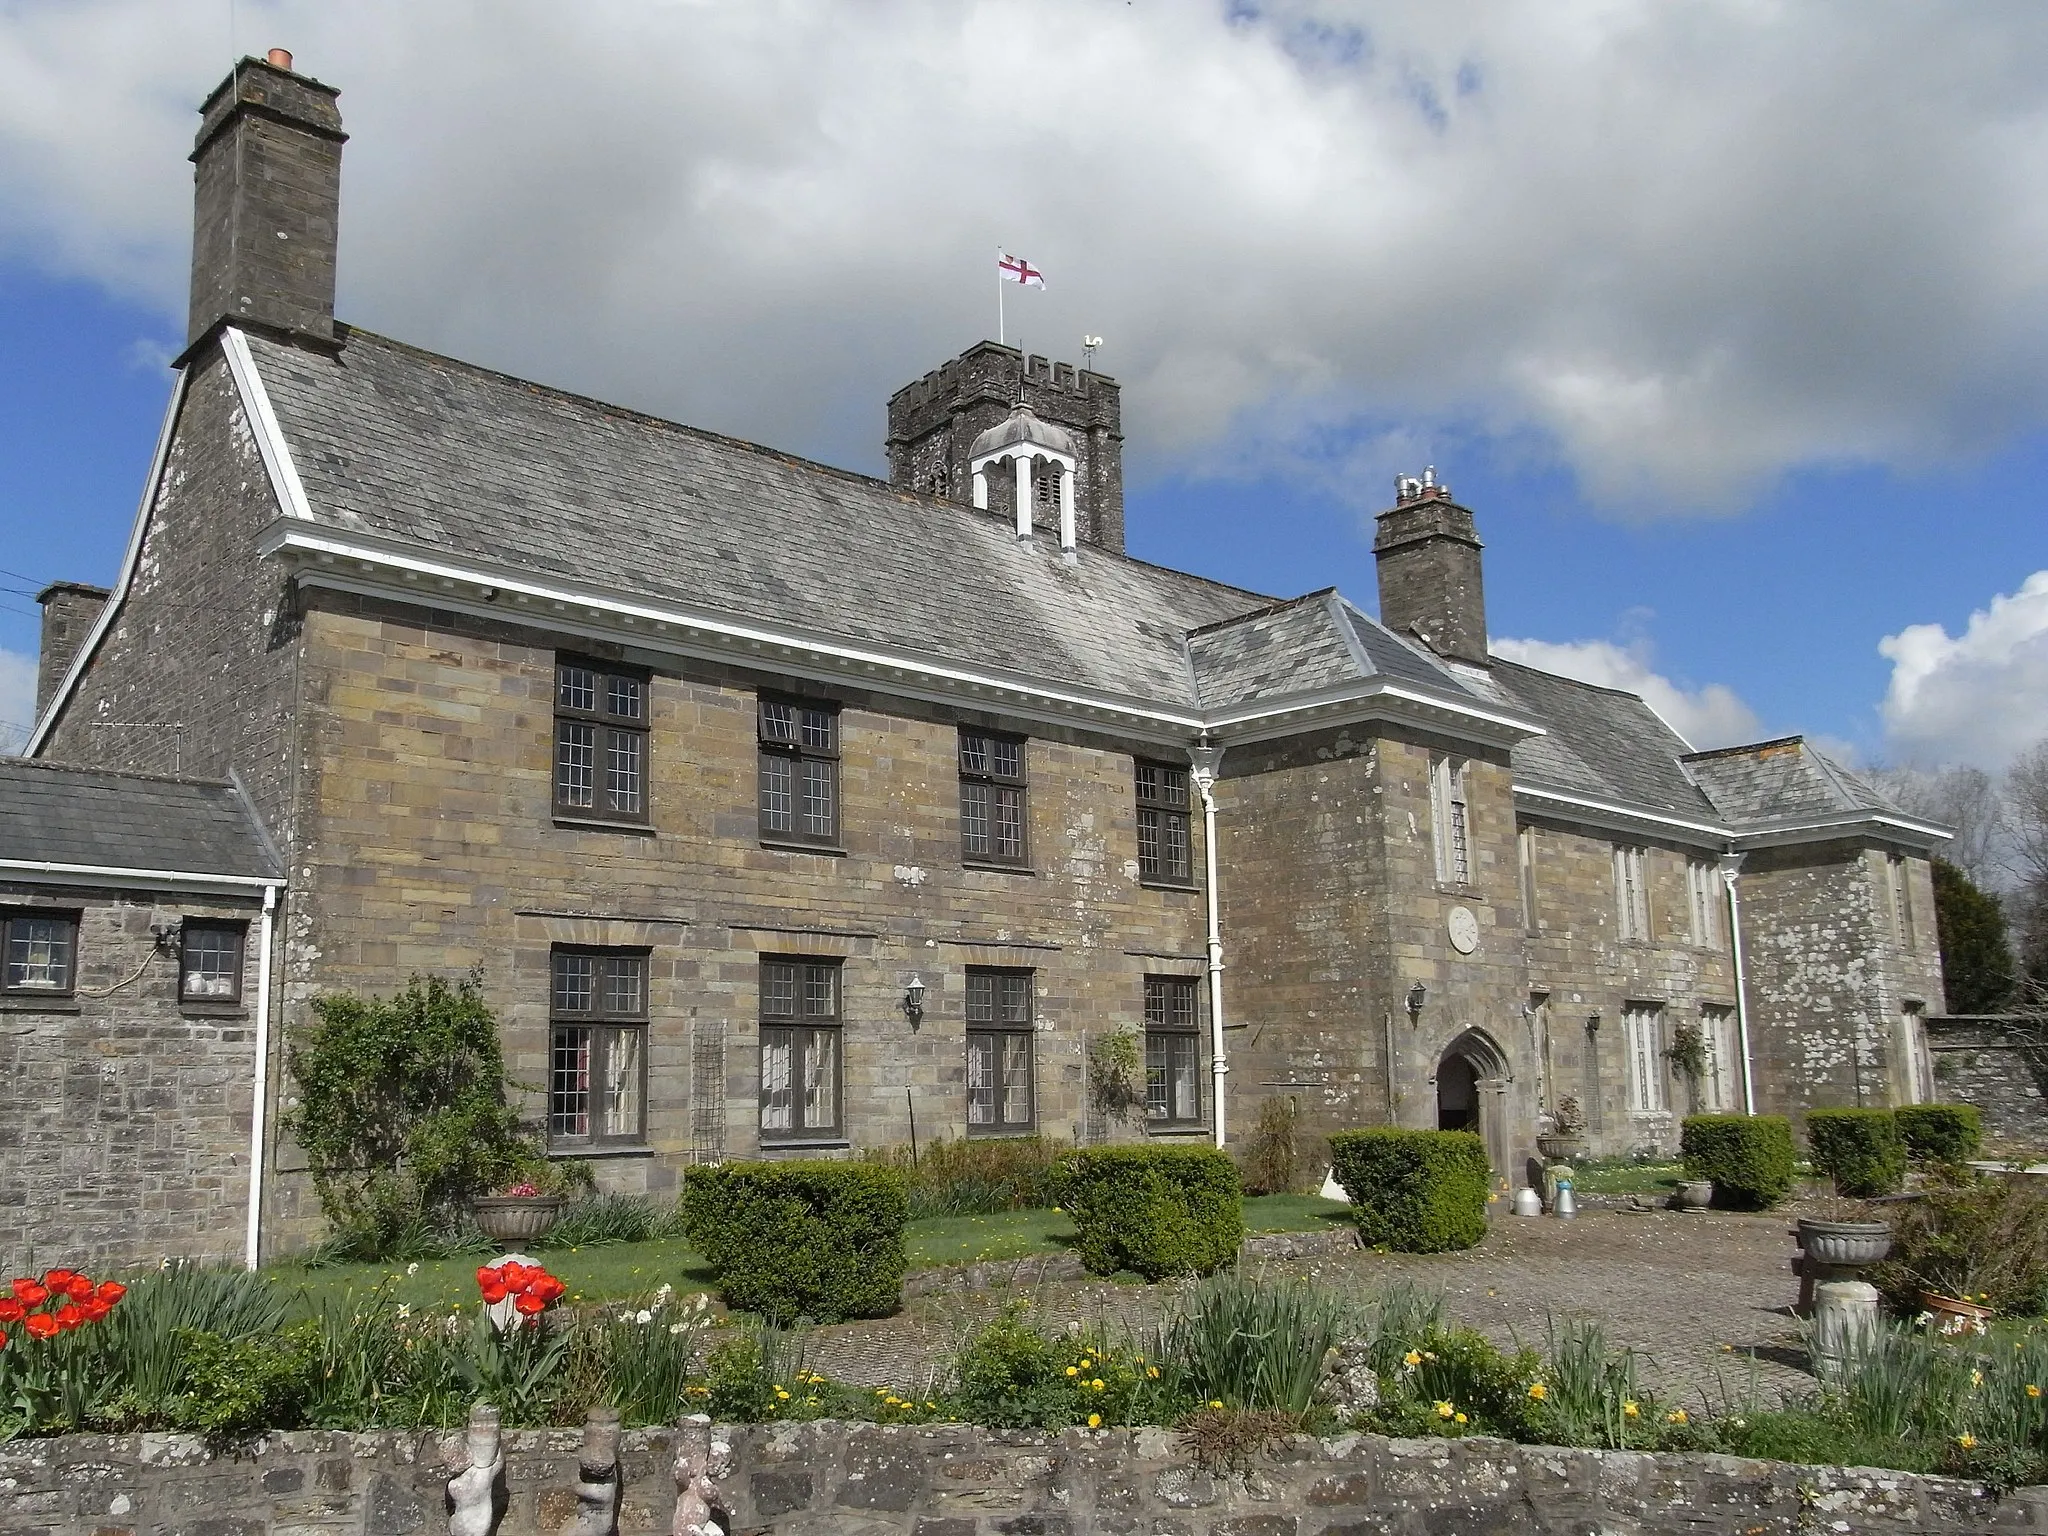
[
  {"x1": 1623, "y1": 1002, "x2": 1666, "y2": 1113},
  {"x1": 1700, "y1": 1004, "x2": 1739, "y2": 1113},
  {"x1": 1888, "y1": 854, "x2": 1916, "y2": 951},
  {"x1": 1686, "y1": 859, "x2": 1721, "y2": 950},
  {"x1": 1614, "y1": 844, "x2": 1651, "y2": 942},
  {"x1": 547, "y1": 946, "x2": 651, "y2": 1151},
  {"x1": 2, "y1": 909, "x2": 78, "y2": 998},
  {"x1": 552, "y1": 657, "x2": 650, "y2": 825},
  {"x1": 1143, "y1": 974, "x2": 1204, "y2": 1128},
  {"x1": 757, "y1": 696, "x2": 843, "y2": 850},
  {"x1": 1518, "y1": 825, "x2": 1538, "y2": 930},
  {"x1": 1430, "y1": 754, "x2": 1472, "y2": 886},
  {"x1": 1135, "y1": 759, "x2": 1195, "y2": 887},
  {"x1": 959, "y1": 729, "x2": 1031, "y2": 869},
  {"x1": 179, "y1": 920, "x2": 246, "y2": 1004},
  {"x1": 965, "y1": 967, "x2": 1036, "y2": 1135},
  {"x1": 758, "y1": 956, "x2": 845, "y2": 1143}
]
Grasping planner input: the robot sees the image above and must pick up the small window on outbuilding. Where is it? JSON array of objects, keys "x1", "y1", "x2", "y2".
[
  {"x1": 3, "y1": 911, "x2": 77, "y2": 996},
  {"x1": 180, "y1": 922, "x2": 245, "y2": 1002}
]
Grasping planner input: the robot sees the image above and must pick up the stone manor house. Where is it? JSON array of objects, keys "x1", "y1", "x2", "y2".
[{"x1": 3, "y1": 53, "x2": 1952, "y2": 1268}]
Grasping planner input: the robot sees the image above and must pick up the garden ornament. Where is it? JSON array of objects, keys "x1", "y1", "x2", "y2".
[
  {"x1": 671, "y1": 1413, "x2": 733, "y2": 1536},
  {"x1": 448, "y1": 1400, "x2": 503, "y2": 1536},
  {"x1": 1811, "y1": 1279, "x2": 1881, "y2": 1384},
  {"x1": 566, "y1": 1406, "x2": 621, "y2": 1536}
]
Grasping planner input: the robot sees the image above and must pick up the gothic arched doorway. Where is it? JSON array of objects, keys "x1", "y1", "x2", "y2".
[{"x1": 1435, "y1": 1029, "x2": 1512, "y2": 1181}]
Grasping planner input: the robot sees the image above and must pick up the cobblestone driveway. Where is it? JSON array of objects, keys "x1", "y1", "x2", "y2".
[{"x1": 800, "y1": 1207, "x2": 1816, "y2": 1408}]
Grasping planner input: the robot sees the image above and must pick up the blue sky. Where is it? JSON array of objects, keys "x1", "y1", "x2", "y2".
[{"x1": 4, "y1": 2, "x2": 2048, "y2": 766}]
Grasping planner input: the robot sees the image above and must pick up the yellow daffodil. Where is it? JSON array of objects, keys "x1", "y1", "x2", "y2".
[
  {"x1": 775, "y1": 1389, "x2": 790, "y2": 1401},
  {"x1": 1403, "y1": 1350, "x2": 1422, "y2": 1367},
  {"x1": 1667, "y1": 1409, "x2": 1688, "y2": 1425},
  {"x1": 1973, "y1": 1369, "x2": 1985, "y2": 1387},
  {"x1": 1623, "y1": 1401, "x2": 1639, "y2": 1419},
  {"x1": 1454, "y1": 1412, "x2": 1468, "y2": 1425},
  {"x1": 1065, "y1": 1366, "x2": 1079, "y2": 1377},
  {"x1": 2029, "y1": 1384, "x2": 2042, "y2": 1399},
  {"x1": 1087, "y1": 1413, "x2": 1101, "y2": 1427},
  {"x1": 1092, "y1": 1379, "x2": 1105, "y2": 1391},
  {"x1": 1208, "y1": 1399, "x2": 1224, "y2": 1410},
  {"x1": 1435, "y1": 1401, "x2": 1454, "y2": 1419},
  {"x1": 1959, "y1": 1433, "x2": 1978, "y2": 1450},
  {"x1": 1528, "y1": 1383, "x2": 1547, "y2": 1401},
  {"x1": 1146, "y1": 1366, "x2": 1160, "y2": 1379}
]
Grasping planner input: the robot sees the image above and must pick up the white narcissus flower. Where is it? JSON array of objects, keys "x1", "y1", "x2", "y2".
[{"x1": 636, "y1": 1309, "x2": 654, "y2": 1325}]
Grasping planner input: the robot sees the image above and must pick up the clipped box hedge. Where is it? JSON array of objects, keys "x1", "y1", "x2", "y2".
[
  {"x1": 1327, "y1": 1127, "x2": 1489, "y2": 1252},
  {"x1": 680, "y1": 1159, "x2": 908, "y2": 1323},
  {"x1": 1681, "y1": 1114, "x2": 1795, "y2": 1209},
  {"x1": 1896, "y1": 1103, "x2": 1984, "y2": 1165},
  {"x1": 1804, "y1": 1107, "x2": 1907, "y2": 1197},
  {"x1": 1052, "y1": 1144, "x2": 1243, "y2": 1280}
]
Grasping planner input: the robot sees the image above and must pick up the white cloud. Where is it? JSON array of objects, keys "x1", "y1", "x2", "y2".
[
  {"x1": 1878, "y1": 571, "x2": 2048, "y2": 769},
  {"x1": 1490, "y1": 634, "x2": 1762, "y2": 751},
  {"x1": 6, "y1": 3, "x2": 2048, "y2": 509},
  {"x1": 0, "y1": 647, "x2": 36, "y2": 754}
]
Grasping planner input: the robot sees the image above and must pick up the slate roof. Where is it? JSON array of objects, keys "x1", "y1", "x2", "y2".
[
  {"x1": 1480, "y1": 658, "x2": 1726, "y2": 822},
  {"x1": 1186, "y1": 590, "x2": 1466, "y2": 710},
  {"x1": 248, "y1": 328, "x2": 1278, "y2": 710},
  {"x1": 0, "y1": 760, "x2": 280, "y2": 879},
  {"x1": 1683, "y1": 737, "x2": 1900, "y2": 826}
]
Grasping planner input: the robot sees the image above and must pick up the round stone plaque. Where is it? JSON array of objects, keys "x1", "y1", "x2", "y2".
[{"x1": 1447, "y1": 905, "x2": 1480, "y2": 955}]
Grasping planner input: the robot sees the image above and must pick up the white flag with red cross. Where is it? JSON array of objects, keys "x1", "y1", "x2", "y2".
[{"x1": 999, "y1": 252, "x2": 1045, "y2": 287}]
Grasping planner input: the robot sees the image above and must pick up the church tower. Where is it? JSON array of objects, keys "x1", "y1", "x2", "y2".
[{"x1": 886, "y1": 342, "x2": 1125, "y2": 554}]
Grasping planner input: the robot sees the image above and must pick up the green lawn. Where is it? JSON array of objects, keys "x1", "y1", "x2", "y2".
[
  {"x1": 264, "y1": 1194, "x2": 1354, "y2": 1314},
  {"x1": 1567, "y1": 1158, "x2": 1684, "y2": 1194}
]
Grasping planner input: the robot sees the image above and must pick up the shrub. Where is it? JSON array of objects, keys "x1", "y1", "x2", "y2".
[
  {"x1": 1236, "y1": 1096, "x2": 1301, "y2": 1197},
  {"x1": 1053, "y1": 1145, "x2": 1244, "y2": 1279},
  {"x1": 98, "y1": 1263, "x2": 289, "y2": 1416},
  {"x1": 1896, "y1": 1103, "x2": 1984, "y2": 1165},
  {"x1": 288, "y1": 972, "x2": 566, "y2": 1258},
  {"x1": 1680, "y1": 1114, "x2": 1795, "y2": 1208},
  {"x1": 1327, "y1": 1128, "x2": 1488, "y2": 1252},
  {"x1": 1871, "y1": 1166, "x2": 2048, "y2": 1316},
  {"x1": 952, "y1": 1304, "x2": 1188, "y2": 1429},
  {"x1": 169, "y1": 1323, "x2": 319, "y2": 1441},
  {"x1": 681, "y1": 1160, "x2": 908, "y2": 1323},
  {"x1": 1164, "y1": 1269, "x2": 1354, "y2": 1414},
  {"x1": 1806, "y1": 1108, "x2": 1907, "y2": 1198},
  {"x1": 1363, "y1": 1324, "x2": 1541, "y2": 1441},
  {"x1": 862, "y1": 1135, "x2": 1064, "y2": 1220}
]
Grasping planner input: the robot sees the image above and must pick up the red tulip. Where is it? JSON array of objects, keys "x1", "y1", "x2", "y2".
[
  {"x1": 52, "y1": 1303, "x2": 84, "y2": 1332},
  {"x1": 94, "y1": 1281, "x2": 126, "y2": 1306},
  {"x1": 528, "y1": 1274, "x2": 565, "y2": 1303},
  {"x1": 64, "y1": 1275, "x2": 94, "y2": 1302},
  {"x1": 474, "y1": 1265, "x2": 498, "y2": 1289},
  {"x1": 0, "y1": 1299, "x2": 23, "y2": 1324},
  {"x1": 42, "y1": 1269, "x2": 76, "y2": 1291},
  {"x1": 513, "y1": 1291, "x2": 545, "y2": 1316},
  {"x1": 498, "y1": 1262, "x2": 531, "y2": 1292},
  {"x1": 0, "y1": 1327, "x2": 8, "y2": 1349},
  {"x1": 479, "y1": 1280, "x2": 509, "y2": 1305},
  {"x1": 23, "y1": 1314, "x2": 58, "y2": 1340},
  {"x1": 11, "y1": 1279, "x2": 48, "y2": 1308},
  {"x1": 79, "y1": 1299, "x2": 111, "y2": 1323}
]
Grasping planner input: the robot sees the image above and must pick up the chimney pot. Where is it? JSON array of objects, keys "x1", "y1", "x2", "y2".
[{"x1": 267, "y1": 48, "x2": 293, "y2": 70}]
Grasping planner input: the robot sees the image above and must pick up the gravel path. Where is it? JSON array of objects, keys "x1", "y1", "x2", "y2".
[{"x1": 798, "y1": 1206, "x2": 1816, "y2": 1409}]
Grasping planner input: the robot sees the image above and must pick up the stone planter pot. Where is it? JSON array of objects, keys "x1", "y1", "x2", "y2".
[
  {"x1": 1536, "y1": 1135, "x2": 1588, "y2": 1164},
  {"x1": 1795, "y1": 1217, "x2": 1892, "y2": 1269},
  {"x1": 472, "y1": 1196, "x2": 563, "y2": 1246},
  {"x1": 1673, "y1": 1179, "x2": 1715, "y2": 1211}
]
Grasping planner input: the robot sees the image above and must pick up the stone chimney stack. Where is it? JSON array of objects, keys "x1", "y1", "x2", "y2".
[
  {"x1": 35, "y1": 582, "x2": 110, "y2": 718},
  {"x1": 187, "y1": 49, "x2": 347, "y2": 350},
  {"x1": 1372, "y1": 469, "x2": 1489, "y2": 666}
]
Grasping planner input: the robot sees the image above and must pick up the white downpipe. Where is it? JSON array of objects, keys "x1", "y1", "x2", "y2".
[
  {"x1": 245, "y1": 884, "x2": 279, "y2": 1269},
  {"x1": 1720, "y1": 854, "x2": 1756, "y2": 1116},
  {"x1": 1190, "y1": 743, "x2": 1228, "y2": 1147}
]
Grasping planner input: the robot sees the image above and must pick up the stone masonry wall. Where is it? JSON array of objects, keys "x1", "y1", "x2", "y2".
[
  {"x1": 0, "y1": 881, "x2": 266, "y2": 1275},
  {"x1": 37, "y1": 348, "x2": 305, "y2": 845},
  {"x1": 1520, "y1": 819, "x2": 1740, "y2": 1157},
  {"x1": 1927, "y1": 1017, "x2": 2048, "y2": 1149},
  {"x1": 267, "y1": 589, "x2": 1210, "y2": 1247},
  {"x1": 1738, "y1": 841, "x2": 1944, "y2": 1121},
  {"x1": 1, "y1": 1422, "x2": 2035, "y2": 1536}
]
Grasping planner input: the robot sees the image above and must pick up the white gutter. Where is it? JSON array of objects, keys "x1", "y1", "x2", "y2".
[
  {"x1": 1189, "y1": 742, "x2": 1229, "y2": 1148},
  {"x1": 0, "y1": 859, "x2": 284, "y2": 898},
  {"x1": 245, "y1": 883, "x2": 278, "y2": 1270},
  {"x1": 26, "y1": 369, "x2": 191, "y2": 756},
  {"x1": 1730, "y1": 811, "x2": 1952, "y2": 851},
  {"x1": 1515, "y1": 785, "x2": 1734, "y2": 843},
  {"x1": 1720, "y1": 853, "x2": 1756, "y2": 1116}
]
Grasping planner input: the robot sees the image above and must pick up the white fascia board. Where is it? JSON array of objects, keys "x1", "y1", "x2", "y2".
[
  {"x1": 1731, "y1": 812, "x2": 1953, "y2": 852},
  {"x1": 1514, "y1": 785, "x2": 1734, "y2": 846},
  {"x1": 220, "y1": 328, "x2": 313, "y2": 520},
  {"x1": 266, "y1": 527, "x2": 1547, "y2": 753},
  {"x1": 26, "y1": 369, "x2": 193, "y2": 757},
  {"x1": 0, "y1": 859, "x2": 283, "y2": 898}
]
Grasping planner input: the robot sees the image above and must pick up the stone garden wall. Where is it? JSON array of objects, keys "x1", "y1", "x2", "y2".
[
  {"x1": 3, "y1": 1419, "x2": 2042, "y2": 1536},
  {"x1": 1927, "y1": 1016, "x2": 2048, "y2": 1149}
]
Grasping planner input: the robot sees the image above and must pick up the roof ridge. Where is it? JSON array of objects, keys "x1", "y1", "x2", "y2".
[
  {"x1": 320, "y1": 325, "x2": 1276, "y2": 607},
  {"x1": 1679, "y1": 734, "x2": 1806, "y2": 763},
  {"x1": 1486, "y1": 651, "x2": 1651, "y2": 703},
  {"x1": 1184, "y1": 586, "x2": 1339, "y2": 637},
  {"x1": 6, "y1": 757, "x2": 238, "y2": 792}
]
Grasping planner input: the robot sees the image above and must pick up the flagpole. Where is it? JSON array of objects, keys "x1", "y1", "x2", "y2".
[{"x1": 997, "y1": 248, "x2": 1005, "y2": 345}]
